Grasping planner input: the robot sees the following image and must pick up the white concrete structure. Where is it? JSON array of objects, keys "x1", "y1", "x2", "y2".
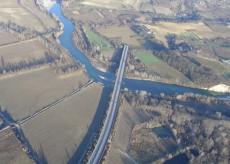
[{"x1": 40, "y1": 0, "x2": 56, "y2": 11}]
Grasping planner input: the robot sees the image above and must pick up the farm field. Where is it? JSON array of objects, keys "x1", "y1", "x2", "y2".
[
  {"x1": 79, "y1": 0, "x2": 137, "y2": 9},
  {"x1": 0, "y1": 39, "x2": 51, "y2": 64},
  {"x1": 21, "y1": 0, "x2": 57, "y2": 29},
  {"x1": 204, "y1": 20, "x2": 230, "y2": 34},
  {"x1": 141, "y1": 1, "x2": 154, "y2": 12},
  {"x1": 21, "y1": 83, "x2": 110, "y2": 164},
  {"x1": 153, "y1": 6, "x2": 172, "y2": 15},
  {"x1": 0, "y1": 32, "x2": 19, "y2": 46},
  {"x1": 80, "y1": 1, "x2": 120, "y2": 9},
  {"x1": 86, "y1": 31, "x2": 112, "y2": 48},
  {"x1": 0, "y1": 30, "x2": 5, "y2": 35},
  {"x1": 134, "y1": 53, "x2": 160, "y2": 66},
  {"x1": 179, "y1": 32, "x2": 198, "y2": 40},
  {"x1": 192, "y1": 31, "x2": 229, "y2": 39},
  {"x1": 213, "y1": 47, "x2": 230, "y2": 59},
  {"x1": 198, "y1": 43, "x2": 230, "y2": 56},
  {"x1": 97, "y1": 26, "x2": 152, "y2": 49},
  {"x1": 0, "y1": 0, "x2": 44, "y2": 32},
  {"x1": 148, "y1": 61, "x2": 191, "y2": 82},
  {"x1": 0, "y1": 128, "x2": 33, "y2": 164},
  {"x1": 147, "y1": 22, "x2": 212, "y2": 35},
  {"x1": 0, "y1": 67, "x2": 89, "y2": 121},
  {"x1": 188, "y1": 55, "x2": 227, "y2": 74},
  {"x1": 132, "y1": 53, "x2": 190, "y2": 82},
  {"x1": 146, "y1": 22, "x2": 220, "y2": 39}
]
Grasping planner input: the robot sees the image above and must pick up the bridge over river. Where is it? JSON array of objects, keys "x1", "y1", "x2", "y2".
[{"x1": 88, "y1": 45, "x2": 129, "y2": 164}]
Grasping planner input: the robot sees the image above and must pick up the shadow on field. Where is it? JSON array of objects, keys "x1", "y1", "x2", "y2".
[
  {"x1": 121, "y1": 156, "x2": 136, "y2": 164},
  {"x1": 67, "y1": 87, "x2": 111, "y2": 164},
  {"x1": 20, "y1": 129, "x2": 48, "y2": 164},
  {"x1": 0, "y1": 105, "x2": 15, "y2": 123},
  {"x1": 35, "y1": 143, "x2": 49, "y2": 164},
  {"x1": 108, "y1": 48, "x2": 123, "y2": 74}
]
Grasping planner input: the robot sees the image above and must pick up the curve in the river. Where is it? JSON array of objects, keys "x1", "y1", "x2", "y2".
[{"x1": 49, "y1": 3, "x2": 230, "y2": 97}]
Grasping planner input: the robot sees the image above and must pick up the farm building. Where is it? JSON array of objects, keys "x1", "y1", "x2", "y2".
[{"x1": 141, "y1": 25, "x2": 152, "y2": 34}]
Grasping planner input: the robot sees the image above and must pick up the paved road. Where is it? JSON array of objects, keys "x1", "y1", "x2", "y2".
[{"x1": 87, "y1": 45, "x2": 129, "y2": 164}]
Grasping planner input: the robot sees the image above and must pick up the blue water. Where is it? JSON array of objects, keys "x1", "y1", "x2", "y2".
[
  {"x1": 49, "y1": 3, "x2": 230, "y2": 97},
  {"x1": 163, "y1": 154, "x2": 189, "y2": 164},
  {"x1": 152, "y1": 126, "x2": 173, "y2": 138},
  {"x1": 190, "y1": 149, "x2": 199, "y2": 157}
]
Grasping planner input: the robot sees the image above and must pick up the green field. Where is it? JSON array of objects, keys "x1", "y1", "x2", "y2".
[
  {"x1": 134, "y1": 53, "x2": 190, "y2": 82},
  {"x1": 85, "y1": 31, "x2": 113, "y2": 47},
  {"x1": 134, "y1": 53, "x2": 160, "y2": 65},
  {"x1": 179, "y1": 32, "x2": 198, "y2": 40},
  {"x1": 223, "y1": 71, "x2": 230, "y2": 78},
  {"x1": 198, "y1": 42, "x2": 230, "y2": 50},
  {"x1": 189, "y1": 55, "x2": 226, "y2": 74},
  {"x1": 99, "y1": 48, "x2": 115, "y2": 52},
  {"x1": 148, "y1": 62, "x2": 190, "y2": 82}
]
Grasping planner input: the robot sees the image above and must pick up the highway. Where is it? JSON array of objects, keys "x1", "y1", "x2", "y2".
[{"x1": 87, "y1": 45, "x2": 129, "y2": 164}]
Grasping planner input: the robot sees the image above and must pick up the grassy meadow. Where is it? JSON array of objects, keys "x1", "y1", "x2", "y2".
[
  {"x1": 179, "y1": 32, "x2": 198, "y2": 40},
  {"x1": 148, "y1": 61, "x2": 191, "y2": 82},
  {"x1": 133, "y1": 53, "x2": 190, "y2": 82},
  {"x1": 99, "y1": 48, "x2": 115, "y2": 52},
  {"x1": 223, "y1": 71, "x2": 230, "y2": 78},
  {"x1": 86, "y1": 31, "x2": 112, "y2": 48},
  {"x1": 134, "y1": 53, "x2": 160, "y2": 65}
]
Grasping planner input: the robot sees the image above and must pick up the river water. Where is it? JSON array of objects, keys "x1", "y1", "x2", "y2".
[{"x1": 49, "y1": 3, "x2": 230, "y2": 97}]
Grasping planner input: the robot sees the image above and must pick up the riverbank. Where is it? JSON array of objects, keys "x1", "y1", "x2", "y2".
[{"x1": 125, "y1": 75, "x2": 230, "y2": 94}]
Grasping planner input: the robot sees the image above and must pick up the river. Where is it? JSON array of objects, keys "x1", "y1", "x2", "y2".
[{"x1": 49, "y1": 3, "x2": 230, "y2": 98}]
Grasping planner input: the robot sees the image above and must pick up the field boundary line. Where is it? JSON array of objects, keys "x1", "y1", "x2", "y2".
[
  {"x1": 0, "y1": 125, "x2": 10, "y2": 133},
  {"x1": 20, "y1": 79, "x2": 94, "y2": 125},
  {"x1": 0, "y1": 37, "x2": 38, "y2": 49}
]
